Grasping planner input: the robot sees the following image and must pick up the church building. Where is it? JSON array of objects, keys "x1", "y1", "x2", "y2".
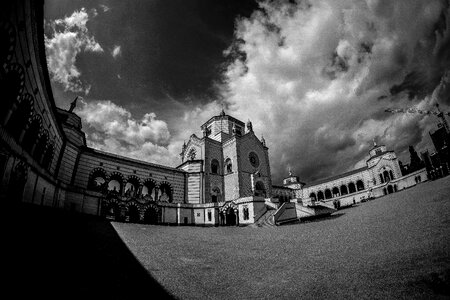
[{"x1": 0, "y1": 0, "x2": 429, "y2": 227}]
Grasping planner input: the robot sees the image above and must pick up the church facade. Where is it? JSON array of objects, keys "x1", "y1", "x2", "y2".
[{"x1": 0, "y1": 0, "x2": 429, "y2": 227}]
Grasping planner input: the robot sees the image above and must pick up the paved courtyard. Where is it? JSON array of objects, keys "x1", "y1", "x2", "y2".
[{"x1": 113, "y1": 176, "x2": 450, "y2": 299}]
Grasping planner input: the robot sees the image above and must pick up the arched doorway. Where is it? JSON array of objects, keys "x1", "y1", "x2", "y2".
[
  {"x1": 113, "y1": 203, "x2": 123, "y2": 221},
  {"x1": 144, "y1": 206, "x2": 158, "y2": 224},
  {"x1": 128, "y1": 205, "x2": 140, "y2": 223},
  {"x1": 309, "y1": 192, "x2": 316, "y2": 201},
  {"x1": 324, "y1": 189, "x2": 332, "y2": 199},
  {"x1": 226, "y1": 207, "x2": 237, "y2": 226}
]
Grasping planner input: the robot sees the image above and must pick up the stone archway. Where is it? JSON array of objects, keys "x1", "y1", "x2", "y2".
[
  {"x1": 220, "y1": 201, "x2": 239, "y2": 226},
  {"x1": 226, "y1": 207, "x2": 236, "y2": 226},
  {"x1": 128, "y1": 204, "x2": 140, "y2": 223},
  {"x1": 143, "y1": 205, "x2": 159, "y2": 224}
]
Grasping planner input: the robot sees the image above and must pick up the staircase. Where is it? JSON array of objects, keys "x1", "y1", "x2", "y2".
[{"x1": 249, "y1": 208, "x2": 277, "y2": 228}]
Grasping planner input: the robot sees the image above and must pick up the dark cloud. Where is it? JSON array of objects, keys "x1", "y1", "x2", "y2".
[
  {"x1": 222, "y1": 0, "x2": 450, "y2": 184},
  {"x1": 44, "y1": 0, "x2": 450, "y2": 184}
]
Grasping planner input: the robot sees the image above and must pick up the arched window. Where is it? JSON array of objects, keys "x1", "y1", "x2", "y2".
[
  {"x1": 317, "y1": 191, "x2": 324, "y2": 201},
  {"x1": 142, "y1": 179, "x2": 156, "y2": 200},
  {"x1": 108, "y1": 172, "x2": 124, "y2": 194},
  {"x1": 211, "y1": 159, "x2": 219, "y2": 175},
  {"x1": 348, "y1": 182, "x2": 356, "y2": 193},
  {"x1": 379, "y1": 174, "x2": 384, "y2": 184},
  {"x1": 324, "y1": 189, "x2": 332, "y2": 199},
  {"x1": 332, "y1": 187, "x2": 340, "y2": 197},
  {"x1": 42, "y1": 143, "x2": 54, "y2": 171},
  {"x1": 340, "y1": 185, "x2": 348, "y2": 195},
  {"x1": 33, "y1": 130, "x2": 48, "y2": 163},
  {"x1": 0, "y1": 63, "x2": 25, "y2": 124},
  {"x1": 389, "y1": 170, "x2": 394, "y2": 180},
  {"x1": 211, "y1": 186, "x2": 221, "y2": 203},
  {"x1": 5, "y1": 93, "x2": 33, "y2": 141},
  {"x1": 383, "y1": 170, "x2": 390, "y2": 182},
  {"x1": 159, "y1": 182, "x2": 173, "y2": 203},
  {"x1": 22, "y1": 115, "x2": 41, "y2": 154},
  {"x1": 356, "y1": 180, "x2": 365, "y2": 191},
  {"x1": 225, "y1": 158, "x2": 232, "y2": 174},
  {"x1": 88, "y1": 168, "x2": 107, "y2": 192},
  {"x1": 309, "y1": 192, "x2": 316, "y2": 200},
  {"x1": 255, "y1": 181, "x2": 266, "y2": 197},
  {"x1": 124, "y1": 176, "x2": 140, "y2": 197}
]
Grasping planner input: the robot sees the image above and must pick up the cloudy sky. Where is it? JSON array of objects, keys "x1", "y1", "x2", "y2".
[{"x1": 44, "y1": 0, "x2": 450, "y2": 184}]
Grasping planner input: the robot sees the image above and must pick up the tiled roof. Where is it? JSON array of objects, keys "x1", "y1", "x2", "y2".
[{"x1": 303, "y1": 166, "x2": 368, "y2": 188}]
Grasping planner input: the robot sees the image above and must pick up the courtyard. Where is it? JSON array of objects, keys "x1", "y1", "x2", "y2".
[
  {"x1": 113, "y1": 176, "x2": 450, "y2": 299},
  {"x1": 5, "y1": 176, "x2": 450, "y2": 299}
]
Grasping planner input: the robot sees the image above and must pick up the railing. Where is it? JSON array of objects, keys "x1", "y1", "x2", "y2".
[{"x1": 273, "y1": 202, "x2": 297, "y2": 225}]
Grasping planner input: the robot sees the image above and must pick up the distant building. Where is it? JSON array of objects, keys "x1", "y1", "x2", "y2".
[
  {"x1": 290, "y1": 141, "x2": 428, "y2": 208},
  {"x1": 429, "y1": 125, "x2": 450, "y2": 172}
]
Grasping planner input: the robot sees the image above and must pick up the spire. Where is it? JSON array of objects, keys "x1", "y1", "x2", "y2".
[
  {"x1": 288, "y1": 166, "x2": 292, "y2": 177},
  {"x1": 69, "y1": 96, "x2": 78, "y2": 112},
  {"x1": 220, "y1": 103, "x2": 226, "y2": 116},
  {"x1": 372, "y1": 137, "x2": 377, "y2": 147},
  {"x1": 261, "y1": 135, "x2": 266, "y2": 147}
]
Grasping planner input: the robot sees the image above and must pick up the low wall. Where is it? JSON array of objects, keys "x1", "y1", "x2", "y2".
[{"x1": 273, "y1": 202, "x2": 297, "y2": 224}]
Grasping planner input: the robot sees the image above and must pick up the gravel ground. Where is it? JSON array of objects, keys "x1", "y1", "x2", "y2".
[{"x1": 113, "y1": 176, "x2": 450, "y2": 300}]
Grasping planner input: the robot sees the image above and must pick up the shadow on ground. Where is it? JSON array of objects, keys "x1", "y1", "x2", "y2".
[
  {"x1": 298, "y1": 212, "x2": 346, "y2": 223},
  {"x1": 5, "y1": 202, "x2": 175, "y2": 299}
]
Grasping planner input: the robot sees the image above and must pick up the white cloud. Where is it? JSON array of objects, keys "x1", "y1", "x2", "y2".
[
  {"x1": 45, "y1": 8, "x2": 103, "y2": 94},
  {"x1": 221, "y1": 0, "x2": 450, "y2": 182},
  {"x1": 111, "y1": 45, "x2": 121, "y2": 58},
  {"x1": 76, "y1": 99, "x2": 178, "y2": 165}
]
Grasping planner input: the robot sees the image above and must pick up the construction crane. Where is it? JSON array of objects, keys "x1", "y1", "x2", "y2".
[
  {"x1": 385, "y1": 104, "x2": 450, "y2": 132},
  {"x1": 385, "y1": 103, "x2": 450, "y2": 133}
]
